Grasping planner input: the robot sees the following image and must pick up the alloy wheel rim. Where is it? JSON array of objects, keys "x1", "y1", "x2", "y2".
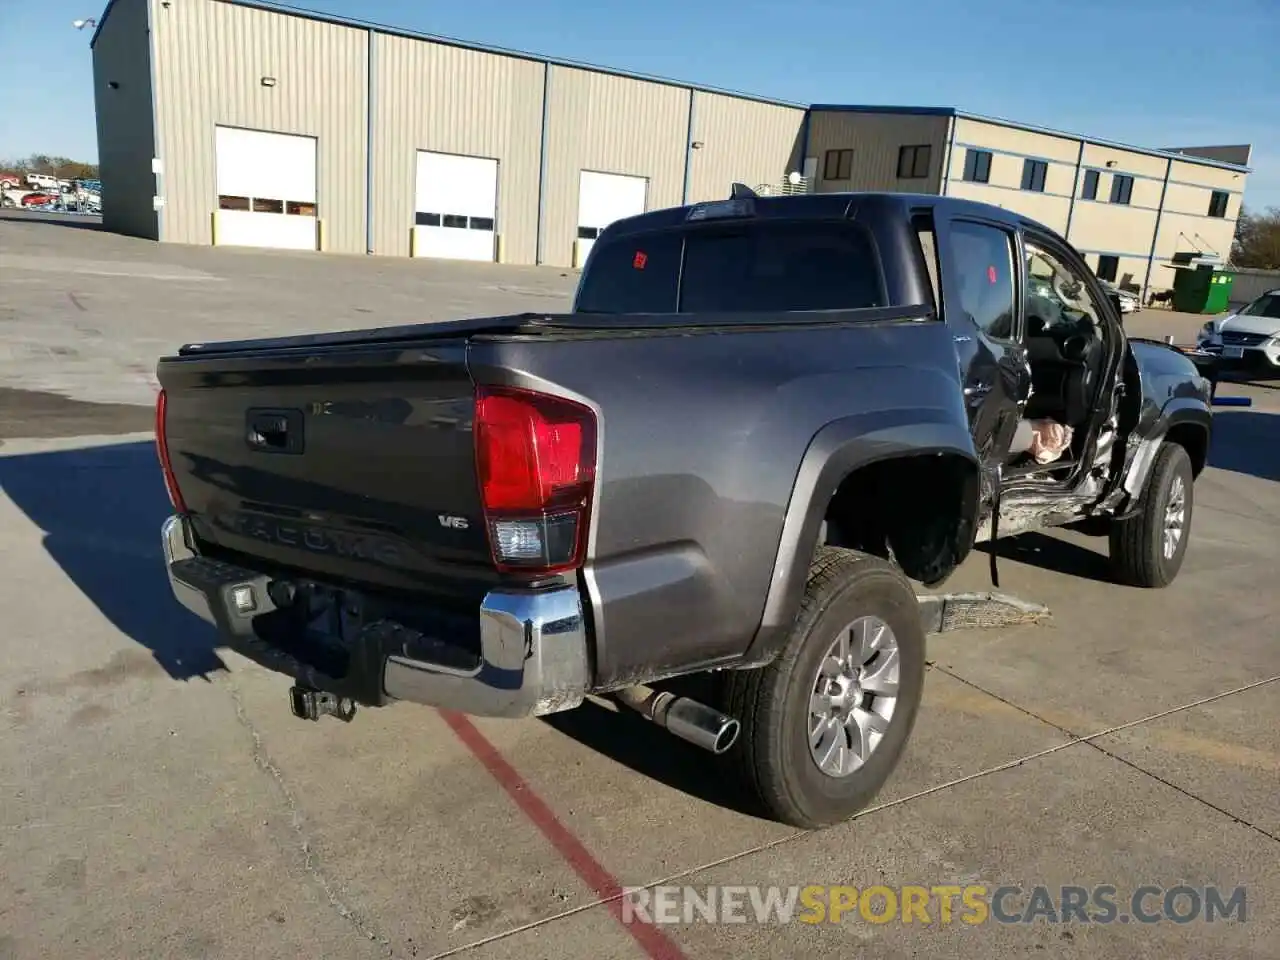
[
  {"x1": 1163, "y1": 474, "x2": 1186, "y2": 560},
  {"x1": 807, "y1": 615, "x2": 900, "y2": 778}
]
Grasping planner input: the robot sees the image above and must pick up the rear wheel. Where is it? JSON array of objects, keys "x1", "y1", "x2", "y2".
[
  {"x1": 723, "y1": 547, "x2": 925, "y2": 829},
  {"x1": 1108, "y1": 442, "x2": 1194, "y2": 588}
]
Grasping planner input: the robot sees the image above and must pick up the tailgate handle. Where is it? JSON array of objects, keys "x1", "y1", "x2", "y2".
[{"x1": 246, "y1": 408, "x2": 303, "y2": 454}]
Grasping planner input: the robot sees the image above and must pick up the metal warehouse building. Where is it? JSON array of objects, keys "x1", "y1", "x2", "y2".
[{"x1": 91, "y1": 0, "x2": 1252, "y2": 299}]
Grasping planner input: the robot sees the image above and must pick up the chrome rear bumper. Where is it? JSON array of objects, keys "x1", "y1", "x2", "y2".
[{"x1": 161, "y1": 515, "x2": 590, "y2": 718}]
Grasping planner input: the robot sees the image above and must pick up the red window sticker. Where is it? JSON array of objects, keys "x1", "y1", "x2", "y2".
[
  {"x1": 633, "y1": 251, "x2": 648, "y2": 270},
  {"x1": 987, "y1": 265, "x2": 998, "y2": 284}
]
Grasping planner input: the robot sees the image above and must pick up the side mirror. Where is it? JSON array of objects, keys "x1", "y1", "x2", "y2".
[{"x1": 1108, "y1": 292, "x2": 1125, "y2": 324}]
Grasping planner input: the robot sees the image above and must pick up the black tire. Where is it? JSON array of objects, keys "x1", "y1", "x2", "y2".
[
  {"x1": 723, "y1": 547, "x2": 925, "y2": 829},
  {"x1": 1108, "y1": 442, "x2": 1194, "y2": 588}
]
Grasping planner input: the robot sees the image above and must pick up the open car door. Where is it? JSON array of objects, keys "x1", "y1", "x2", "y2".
[{"x1": 934, "y1": 214, "x2": 1031, "y2": 509}]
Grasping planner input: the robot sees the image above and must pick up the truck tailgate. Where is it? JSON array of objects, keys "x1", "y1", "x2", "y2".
[{"x1": 157, "y1": 340, "x2": 495, "y2": 601}]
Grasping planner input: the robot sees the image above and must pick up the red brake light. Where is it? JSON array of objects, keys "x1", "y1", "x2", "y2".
[
  {"x1": 474, "y1": 385, "x2": 597, "y2": 574},
  {"x1": 155, "y1": 388, "x2": 187, "y2": 513}
]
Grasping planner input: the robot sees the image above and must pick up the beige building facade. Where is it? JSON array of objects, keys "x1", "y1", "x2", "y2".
[
  {"x1": 91, "y1": 0, "x2": 1249, "y2": 294},
  {"x1": 809, "y1": 106, "x2": 1250, "y2": 298}
]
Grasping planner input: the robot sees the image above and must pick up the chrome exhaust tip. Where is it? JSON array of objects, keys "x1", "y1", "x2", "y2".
[
  {"x1": 664, "y1": 697, "x2": 741, "y2": 754},
  {"x1": 613, "y1": 684, "x2": 741, "y2": 755}
]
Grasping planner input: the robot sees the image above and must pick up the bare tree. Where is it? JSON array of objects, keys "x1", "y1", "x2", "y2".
[
  {"x1": 0, "y1": 154, "x2": 99, "y2": 180},
  {"x1": 1232, "y1": 206, "x2": 1280, "y2": 270}
]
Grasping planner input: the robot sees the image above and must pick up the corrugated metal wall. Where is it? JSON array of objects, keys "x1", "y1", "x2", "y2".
[
  {"x1": 122, "y1": 0, "x2": 1254, "y2": 284},
  {"x1": 806, "y1": 112, "x2": 950, "y2": 194},
  {"x1": 686, "y1": 94, "x2": 805, "y2": 203},
  {"x1": 539, "y1": 66, "x2": 690, "y2": 268},
  {"x1": 1228, "y1": 268, "x2": 1280, "y2": 306},
  {"x1": 370, "y1": 36, "x2": 545, "y2": 261},
  {"x1": 148, "y1": 0, "x2": 368, "y2": 252},
  {"x1": 91, "y1": 0, "x2": 158, "y2": 240}
]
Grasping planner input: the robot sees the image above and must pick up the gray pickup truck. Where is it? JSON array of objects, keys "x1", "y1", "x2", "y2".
[{"x1": 155, "y1": 190, "x2": 1212, "y2": 828}]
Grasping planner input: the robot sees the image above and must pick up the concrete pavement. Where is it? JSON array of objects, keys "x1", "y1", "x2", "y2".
[{"x1": 1, "y1": 216, "x2": 1277, "y2": 959}]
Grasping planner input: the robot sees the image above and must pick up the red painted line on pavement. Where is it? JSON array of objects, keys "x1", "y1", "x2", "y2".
[{"x1": 440, "y1": 710, "x2": 689, "y2": 960}]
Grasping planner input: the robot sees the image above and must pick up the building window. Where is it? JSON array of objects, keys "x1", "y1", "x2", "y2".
[
  {"x1": 1096, "y1": 255, "x2": 1119, "y2": 283},
  {"x1": 219, "y1": 194, "x2": 314, "y2": 216},
  {"x1": 1081, "y1": 169, "x2": 1099, "y2": 201},
  {"x1": 897, "y1": 144, "x2": 931, "y2": 179},
  {"x1": 962, "y1": 149, "x2": 992, "y2": 183},
  {"x1": 823, "y1": 149, "x2": 853, "y2": 181},
  {"x1": 1020, "y1": 159, "x2": 1048, "y2": 193},
  {"x1": 416, "y1": 211, "x2": 493, "y2": 231},
  {"x1": 1208, "y1": 190, "x2": 1229, "y2": 218},
  {"x1": 1110, "y1": 174, "x2": 1133, "y2": 205}
]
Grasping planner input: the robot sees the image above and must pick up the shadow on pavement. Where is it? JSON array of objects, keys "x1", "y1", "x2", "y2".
[
  {"x1": 1207, "y1": 410, "x2": 1280, "y2": 482},
  {"x1": 0, "y1": 387, "x2": 154, "y2": 439},
  {"x1": 1, "y1": 439, "x2": 761, "y2": 812},
  {"x1": 978, "y1": 533, "x2": 1114, "y2": 584},
  {"x1": 541, "y1": 672, "x2": 766, "y2": 819},
  {"x1": 0, "y1": 210, "x2": 104, "y2": 231},
  {"x1": 977, "y1": 409, "x2": 1280, "y2": 583},
  {"x1": 0, "y1": 439, "x2": 227, "y2": 680}
]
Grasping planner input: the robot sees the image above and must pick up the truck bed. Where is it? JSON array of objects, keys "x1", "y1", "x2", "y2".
[{"x1": 157, "y1": 302, "x2": 956, "y2": 677}]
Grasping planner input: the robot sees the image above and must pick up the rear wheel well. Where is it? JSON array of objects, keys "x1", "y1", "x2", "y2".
[
  {"x1": 1163, "y1": 422, "x2": 1208, "y2": 477},
  {"x1": 821, "y1": 453, "x2": 979, "y2": 587}
]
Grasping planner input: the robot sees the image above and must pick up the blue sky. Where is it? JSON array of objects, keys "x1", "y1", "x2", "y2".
[{"x1": 2, "y1": 0, "x2": 1277, "y2": 209}]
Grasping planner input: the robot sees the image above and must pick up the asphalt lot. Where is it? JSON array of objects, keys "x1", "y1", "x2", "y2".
[{"x1": 1, "y1": 215, "x2": 1278, "y2": 960}]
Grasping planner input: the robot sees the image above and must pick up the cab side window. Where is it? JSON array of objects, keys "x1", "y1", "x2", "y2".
[
  {"x1": 1023, "y1": 241, "x2": 1102, "y2": 333},
  {"x1": 912, "y1": 214, "x2": 942, "y2": 311},
  {"x1": 949, "y1": 221, "x2": 1016, "y2": 341}
]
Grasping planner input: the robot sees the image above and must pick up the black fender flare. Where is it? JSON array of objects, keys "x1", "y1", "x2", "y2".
[
  {"x1": 1116, "y1": 399, "x2": 1211, "y2": 510},
  {"x1": 741, "y1": 410, "x2": 980, "y2": 664}
]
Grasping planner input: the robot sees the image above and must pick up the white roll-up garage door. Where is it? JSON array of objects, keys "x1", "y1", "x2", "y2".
[
  {"x1": 214, "y1": 126, "x2": 318, "y2": 251},
  {"x1": 413, "y1": 151, "x2": 498, "y2": 262},
  {"x1": 575, "y1": 171, "x2": 648, "y2": 267}
]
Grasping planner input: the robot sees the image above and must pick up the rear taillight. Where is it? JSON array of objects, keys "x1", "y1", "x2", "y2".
[
  {"x1": 155, "y1": 388, "x2": 188, "y2": 513},
  {"x1": 474, "y1": 385, "x2": 597, "y2": 575}
]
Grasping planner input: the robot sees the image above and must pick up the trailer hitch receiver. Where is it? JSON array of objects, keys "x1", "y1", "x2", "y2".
[{"x1": 289, "y1": 685, "x2": 357, "y2": 722}]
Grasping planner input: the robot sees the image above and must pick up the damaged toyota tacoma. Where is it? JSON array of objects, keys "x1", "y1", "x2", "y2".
[{"x1": 155, "y1": 190, "x2": 1212, "y2": 829}]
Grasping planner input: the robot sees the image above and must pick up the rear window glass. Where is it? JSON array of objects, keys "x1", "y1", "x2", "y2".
[
  {"x1": 574, "y1": 220, "x2": 884, "y2": 315},
  {"x1": 574, "y1": 233, "x2": 683, "y2": 314}
]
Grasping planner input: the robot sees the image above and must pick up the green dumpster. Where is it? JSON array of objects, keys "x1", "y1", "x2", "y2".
[
  {"x1": 1204, "y1": 269, "x2": 1235, "y2": 314},
  {"x1": 1171, "y1": 265, "x2": 1236, "y2": 314}
]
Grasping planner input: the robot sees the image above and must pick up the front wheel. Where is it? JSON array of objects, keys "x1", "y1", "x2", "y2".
[
  {"x1": 723, "y1": 548, "x2": 925, "y2": 829},
  {"x1": 1108, "y1": 442, "x2": 1194, "y2": 588}
]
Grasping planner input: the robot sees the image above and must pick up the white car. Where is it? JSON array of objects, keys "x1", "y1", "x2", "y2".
[
  {"x1": 1196, "y1": 289, "x2": 1280, "y2": 370},
  {"x1": 1099, "y1": 280, "x2": 1140, "y2": 314}
]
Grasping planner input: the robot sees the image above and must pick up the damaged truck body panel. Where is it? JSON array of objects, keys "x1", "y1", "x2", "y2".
[
  {"x1": 1098, "y1": 339, "x2": 1213, "y2": 518},
  {"x1": 470, "y1": 315, "x2": 982, "y2": 688}
]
